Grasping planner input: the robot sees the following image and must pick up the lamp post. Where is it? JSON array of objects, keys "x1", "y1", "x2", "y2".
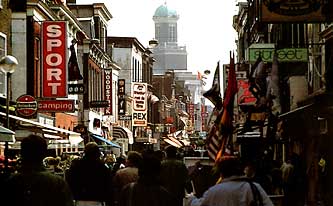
[{"x1": 0, "y1": 55, "x2": 18, "y2": 173}]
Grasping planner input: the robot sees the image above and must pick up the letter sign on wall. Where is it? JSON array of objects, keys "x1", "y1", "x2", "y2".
[
  {"x1": 104, "y1": 69, "x2": 112, "y2": 115},
  {"x1": 42, "y1": 21, "x2": 67, "y2": 98}
]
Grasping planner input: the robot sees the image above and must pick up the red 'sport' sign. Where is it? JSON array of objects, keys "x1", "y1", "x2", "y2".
[{"x1": 42, "y1": 21, "x2": 67, "y2": 98}]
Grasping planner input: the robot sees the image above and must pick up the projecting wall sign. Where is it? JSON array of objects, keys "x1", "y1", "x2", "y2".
[{"x1": 131, "y1": 82, "x2": 147, "y2": 127}]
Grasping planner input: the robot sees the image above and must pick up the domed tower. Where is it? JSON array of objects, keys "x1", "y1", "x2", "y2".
[
  {"x1": 152, "y1": 3, "x2": 187, "y2": 74},
  {"x1": 153, "y1": 3, "x2": 179, "y2": 45}
]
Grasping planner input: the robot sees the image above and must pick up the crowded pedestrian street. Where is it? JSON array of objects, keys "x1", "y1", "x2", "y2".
[{"x1": 0, "y1": 0, "x2": 332, "y2": 206}]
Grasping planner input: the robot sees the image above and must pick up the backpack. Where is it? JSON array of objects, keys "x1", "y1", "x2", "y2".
[{"x1": 247, "y1": 179, "x2": 263, "y2": 206}]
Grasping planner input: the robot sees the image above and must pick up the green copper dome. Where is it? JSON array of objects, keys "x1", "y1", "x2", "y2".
[{"x1": 154, "y1": 4, "x2": 178, "y2": 17}]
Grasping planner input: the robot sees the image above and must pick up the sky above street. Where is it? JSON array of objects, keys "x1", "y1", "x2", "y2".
[{"x1": 76, "y1": 0, "x2": 241, "y2": 90}]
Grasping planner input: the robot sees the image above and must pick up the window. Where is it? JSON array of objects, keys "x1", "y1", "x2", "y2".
[
  {"x1": 169, "y1": 24, "x2": 176, "y2": 42},
  {"x1": 139, "y1": 63, "x2": 142, "y2": 82},
  {"x1": 156, "y1": 25, "x2": 160, "y2": 40},
  {"x1": 132, "y1": 57, "x2": 135, "y2": 81}
]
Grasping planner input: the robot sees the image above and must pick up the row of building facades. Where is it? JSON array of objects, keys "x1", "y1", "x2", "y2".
[
  {"x1": 0, "y1": 0, "x2": 208, "y2": 157},
  {"x1": 232, "y1": 1, "x2": 333, "y2": 205}
]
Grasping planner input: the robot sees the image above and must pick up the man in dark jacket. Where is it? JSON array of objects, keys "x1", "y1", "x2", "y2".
[
  {"x1": 160, "y1": 146, "x2": 192, "y2": 206},
  {"x1": 119, "y1": 150, "x2": 177, "y2": 206},
  {"x1": 2, "y1": 134, "x2": 73, "y2": 206},
  {"x1": 66, "y1": 142, "x2": 112, "y2": 206}
]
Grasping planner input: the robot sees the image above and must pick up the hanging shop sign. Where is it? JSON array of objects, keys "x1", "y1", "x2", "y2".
[
  {"x1": 118, "y1": 79, "x2": 126, "y2": 115},
  {"x1": 260, "y1": 0, "x2": 330, "y2": 23},
  {"x1": 248, "y1": 47, "x2": 308, "y2": 63},
  {"x1": 131, "y1": 82, "x2": 147, "y2": 127},
  {"x1": 68, "y1": 83, "x2": 84, "y2": 94},
  {"x1": 90, "y1": 100, "x2": 109, "y2": 108},
  {"x1": 16, "y1": 95, "x2": 38, "y2": 117},
  {"x1": 42, "y1": 21, "x2": 67, "y2": 98},
  {"x1": 104, "y1": 69, "x2": 112, "y2": 115},
  {"x1": 119, "y1": 115, "x2": 131, "y2": 121},
  {"x1": 38, "y1": 99, "x2": 75, "y2": 112},
  {"x1": 118, "y1": 79, "x2": 125, "y2": 95},
  {"x1": 118, "y1": 96, "x2": 126, "y2": 115},
  {"x1": 237, "y1": 79, "x2": 257, "y2": 105}
]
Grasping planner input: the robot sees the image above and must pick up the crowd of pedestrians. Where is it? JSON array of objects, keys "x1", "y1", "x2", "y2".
[{"x1": 0, "y1": 134, "x2": 306, "y2": 206}]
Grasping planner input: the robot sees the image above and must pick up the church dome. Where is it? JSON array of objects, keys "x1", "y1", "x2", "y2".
[{"x1": 153, "y1": 4, "x2": 178, "y2": 17}]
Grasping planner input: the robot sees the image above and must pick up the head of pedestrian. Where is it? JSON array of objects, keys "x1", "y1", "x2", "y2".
[
  {"x1": 21, "y1": 134, "x2": 48, "y2": 169},
  {"x1": 165, "y1": 145, "x2": 178, "y2": 159},
  {"x1": 217, "y1": 156, "x2": 243, "y2": 179},
  {"x1": 83, "y1": 142, "x2": 101, "y2": 160},
  {"x1": 138, "y1": 150, "x2": 161, "y2": 184},
  {"x1": 125, "y1": 151, "x2": 143, "y2": 168}
]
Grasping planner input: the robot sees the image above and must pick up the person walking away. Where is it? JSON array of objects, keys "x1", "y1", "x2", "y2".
[
  {"x1": 66, "y1": 142, "x2": 112, "y2": 206},
  {"x1": 2, "y1": 134, "x2": 73, "y2": 206},
  {"x1": 119, "y1": 150, "x2": 177, "y2": 206},
  {"x1": 185, "y1": 156, "x2": 273, "y2": 206},
  {"x1": 187, "y1": 160, "x2": 219, "y2": 198},
  {"x1": 160, "y1": 145, "x2": 192, "y2": 206},
  {"x1": 112, "y1": 151, "x2": 143, "y2": 205},
  {"x1": 281, "y1": 153, "x2": 306, "y2": 206}
]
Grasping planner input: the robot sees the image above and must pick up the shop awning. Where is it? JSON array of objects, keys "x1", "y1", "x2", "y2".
[
  {"x1": 91, "y1": 133, "x2": 121, "y2": 148},
  {"x1": 0, "y1": 125, "x2": 15, "y2": 142},
  {"x1": 279, "y1": 103, "x2": 314, "y2": 119},
  {"x1": 112, "y1": 126, "x2": 133, "y2": 144},
  {"x1": 163, "y1": 133, "x2": 183, "y2": 148},
  {"x1": 0, "y1": 112, "x2": 82, "y2": 142}
]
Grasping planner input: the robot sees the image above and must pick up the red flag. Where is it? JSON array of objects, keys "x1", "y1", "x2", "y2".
[
  {"x1": 215, "y1": 52, "x2": 238, "y2": 162},
  {"x1": 223, "y1": 53, "x2": 237, "y2": 112}
]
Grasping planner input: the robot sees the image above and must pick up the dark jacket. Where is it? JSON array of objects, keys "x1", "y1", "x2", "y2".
[
  {"x1": 3, "y1": 166, "x2": 73, "y2": 206},
  {"x1": 119, "y1": 181, "x2": 177, "y2": 206},
  {"x1": 160, "y1": 158, "x2": 191, "y2": 205},
  {"x1": 66, "y1": 157, "x2": 111, "y2": 202}
]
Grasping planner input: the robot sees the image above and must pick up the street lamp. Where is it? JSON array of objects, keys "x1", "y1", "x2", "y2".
[
  {"x1": 148, "y1": 38, "x2": 158, "y2": 49},
  {"x1": 0, "y1": 55, "x2": 18, "y2": 174}
]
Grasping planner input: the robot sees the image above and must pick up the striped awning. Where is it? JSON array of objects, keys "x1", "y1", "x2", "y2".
[
  {"x1": 90, "y1": 133, "x2": 121, "y2": 148},
  {"x1": 112, "y1": 126, "x2": 133, "y2": 144},
  {"x1": 0, "y1": 112, "x2": 82, "y2": 144}
]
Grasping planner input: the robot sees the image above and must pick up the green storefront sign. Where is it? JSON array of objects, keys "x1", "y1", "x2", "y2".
[{"x1": 249, "y1": 48, "x2": 308, "y2": 63}]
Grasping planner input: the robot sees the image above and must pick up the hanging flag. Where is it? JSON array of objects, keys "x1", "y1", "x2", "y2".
[
  {"x1": 68, "y1": 43, "x2": 83, "y2": 81},
  {"x1": 249, "y1": 56, "x2": 263, "y2": 99},
  {"x1": 206, "y1": 123, "x2": 221, "y2": 160},
  {"x1": 215, "y1": 52, "x2": 238, "y2": 162},
  {"x1": 197, "y1": 71, "x2": 202, "y2": 80},
  {"x1": 203, "y1": 61, "x2": 222, "y2": 108},
  {"x1": 266, "y1": 51, "x2": 281, "y2": 116}
]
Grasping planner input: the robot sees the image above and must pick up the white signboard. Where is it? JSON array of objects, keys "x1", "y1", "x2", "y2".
[{"x1": 131, "y1": 83, "x2": 147, "y2": 127}]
